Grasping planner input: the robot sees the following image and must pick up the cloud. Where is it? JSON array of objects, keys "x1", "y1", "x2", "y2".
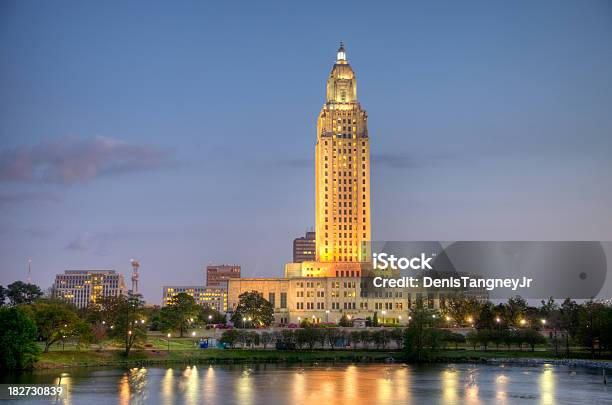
[
  {"x1": 0, "y1": 135, "x2": 173, "y2": 185},
  {"x1": 372, "y1": 153, "x2": 421, "y2": 169},
  {"x1": 0, "y1": 191, "x2": 61, "y2": 207},
  {"x1": 66, "y1": 231, "x2": 111, "y2": 255},
  {"x1": 277, "y1": 157, "x2": 313, "y2": 168}
]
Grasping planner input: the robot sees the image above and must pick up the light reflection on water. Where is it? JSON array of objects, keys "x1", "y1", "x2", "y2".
[{"x1": 3, "y1": 363, "x2": 610, "y2": 404}]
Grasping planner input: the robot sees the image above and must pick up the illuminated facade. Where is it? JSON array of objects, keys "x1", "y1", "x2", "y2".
[
  {"x1": 315, "y1": 43, "x2": 371, "y2": 265},
  {"x1": 162, "y1": 285, "x2": 228, "y2": 313},
  {"x1": 228, "y1": 277, "x2": 449, "y2": 325},
  {"x1": 54, "y1": 270, "x2": 127, "y2": 308},
  {"x1": 225, "y1": 45, "x2": 487, "y2": 325}
]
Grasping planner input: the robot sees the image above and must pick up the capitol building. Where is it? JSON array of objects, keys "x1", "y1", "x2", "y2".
[{"x1": 227, "y1": 44, "x2": 483, "y2": 325}]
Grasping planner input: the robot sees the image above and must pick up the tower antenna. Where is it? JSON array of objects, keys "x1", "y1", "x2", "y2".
[
  {"x1": 27, "y1": 259, "x2": 32, "y2": 283},
  {"x1": 130, "y1": 259, "x2": 140, "y2": 294}
]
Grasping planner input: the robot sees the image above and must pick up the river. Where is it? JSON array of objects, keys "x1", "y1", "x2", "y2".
[{"x1": 2, "y1": 363, "x2": 610, "y2": 404}]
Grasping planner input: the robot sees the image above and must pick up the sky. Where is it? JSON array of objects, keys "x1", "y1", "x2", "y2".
[{"x1": 1, "y1": 1, "x2": 611, "y2": 304}]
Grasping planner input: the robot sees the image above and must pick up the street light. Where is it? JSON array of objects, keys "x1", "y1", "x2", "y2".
[
  {"x1": 520, "y1": 319, "x2": 527, "y2": 326},
  {"x1": 167, "y1": 333, "x2": 171, "y2": 352},
  {"x1": 541, "y1": 319, "x2": 547, "y2": 325},
  {"x1": 496, "y1": 317, "x2": 501, "y2": 323}
]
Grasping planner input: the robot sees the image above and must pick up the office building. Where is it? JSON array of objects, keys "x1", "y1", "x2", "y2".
[{"x1": 54, "y1": 270, "x2": 127, "y2": 308}]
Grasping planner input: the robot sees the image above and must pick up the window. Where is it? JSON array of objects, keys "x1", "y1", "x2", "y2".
[
  {"x1": 280, "y1": 292, "x2": 287, "y2": 309},
  {"x1": 268, "y1": 292, "x2": 275, "y2": 308}
]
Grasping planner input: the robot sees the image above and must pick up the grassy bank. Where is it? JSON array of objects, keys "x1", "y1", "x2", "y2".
[
  {"x1": 35, "y1": 349, "x2": 399, "y2": 369},
  {"x1": 34, "y1": 347, "x2": 611, "y2": 369}
]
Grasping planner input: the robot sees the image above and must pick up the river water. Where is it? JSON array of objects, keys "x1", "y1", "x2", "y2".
[{"x1": 2, "y1": 363, "x2": 610, "y2": 404}]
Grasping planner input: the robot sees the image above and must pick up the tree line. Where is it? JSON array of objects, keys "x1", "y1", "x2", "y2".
[{"x1": 0, "y1": 282, "x2": 223, "y2": 369}]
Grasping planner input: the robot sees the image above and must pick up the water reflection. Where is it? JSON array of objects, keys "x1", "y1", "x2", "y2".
[
  {"x1": 442, "y1": 367, "x2": 458, "y2": 403},
  {"x1": 539, "y1": 364, "x2": 555, "y2": 405},
  {"x1": 4, "y1": 362, "x2": 608, "y2": 404}
]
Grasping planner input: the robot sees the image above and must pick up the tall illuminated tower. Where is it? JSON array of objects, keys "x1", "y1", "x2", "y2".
[{"x1": 315, "y1": 43, "x2": 371, "y2": 264}]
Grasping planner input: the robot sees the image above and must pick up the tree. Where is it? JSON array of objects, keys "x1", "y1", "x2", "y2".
[
  {"x1": 520, "y1": 329, "x2": 546, "y2": 352},
  {"x1": 507, "y1": 296, "x2": 528, "y2": 327},
  {"x1": 338, "y1": 314, "x2": 352, "y2": 327},
  {"x1": 559, "y1": 298, "x2": 580, "y2": 356},
  {"x1": 403, "y1": 302, "x2": 445, "y2": 361},
  {"x1": 443, "y1": 331, "x2": 466, "y2": 349},
  {"x1": 0, "y1": 285, "x2": 6, "y2": 307},
  {"x1": 372, "y1": 329, "x2": 390, "y2": 349},
  {"x1": 100, "y1": 293, "x2": 147, "y2": 356},
  {"x1": 261, "y1": 332, "x2": 272, "y2": 349},
  {"x1": 326, "y1": 328, "x2": 343, "y2": 349},
  {"x1": 197, "y1": 306, "x2": 225, "y2": 325},
  {"x1": 466, "y1": 330, "x2": 479, "y2": 350},
  {"x1": 27, "y1": 300, "x2": 80, "y2": 352},
  {"x1": 160, "y1": 293, "x2": 200, "y2": 337},
  {"x1": 220, "y1": 329, "x2": 239, "y2": 348},
  {"x1": 359, "y1": 330, "x2": 372, "y2": 349},
  {"x1": 6, "y1": 281, "x2": 43, "y2": 306},
  {"x1": 372, "y1": 312, "x2": 379, "y2": 327},
  {"x1": 476, "y1": 302, "x2": 496, "y2": 330},
  {"x1": 0, "y1": 307, "x2": 41, "y2": 369},
  {"x1": 350, "y1": 331, "x2": 362, "y2": 349},
  {"x1": 389, "y1": 328, "x2": 404, "y2": 349},
  {"x1": 230, "y1": 291, "x2": 274, "y2": 327}
]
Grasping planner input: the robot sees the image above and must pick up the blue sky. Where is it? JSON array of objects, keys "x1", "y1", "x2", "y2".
[{"x1": 1, "y1": 0, "x2": 611, "y2": 304}]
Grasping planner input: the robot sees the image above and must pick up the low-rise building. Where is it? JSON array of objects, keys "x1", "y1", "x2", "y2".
[
  {"x1": 162, "y1": 285, "x2": 228, "y2": 313},
  {"x1": 227, "y1": 277, "x2": 480, "y2": 326},
  {"x1": 54, "y1": 270, "x2": 127, "y2": 308}
]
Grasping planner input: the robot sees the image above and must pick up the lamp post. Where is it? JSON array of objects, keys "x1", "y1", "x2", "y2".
[{"x1": 167, "y1": 333, "x2": 171, "y2": 352}]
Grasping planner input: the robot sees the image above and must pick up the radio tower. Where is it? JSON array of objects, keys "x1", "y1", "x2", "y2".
[
  {"x1": 130, "y1": 259, "x2": 140, "y2": 294},
  {"x1": 27, "y1": 259, "x2": 32, "y2": 283}
]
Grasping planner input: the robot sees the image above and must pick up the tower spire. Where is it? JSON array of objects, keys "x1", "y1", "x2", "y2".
[{"x1": 337, "y1": 41, "x2": 346, "y2": 62}]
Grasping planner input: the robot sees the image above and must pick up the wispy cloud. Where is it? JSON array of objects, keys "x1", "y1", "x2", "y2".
[
  {"x1": 0, "y1": 191, "x2": 61, "y2": 207},
  {"x1": 277, "y1": 157, "x2": 313, "y2": 168},
  {"x1": 66, "y1": 231, "x2": 112, "y2": 256},
  {"x1": 372, "y1": 153, "x2": 421, "y2": 169},
  {"x1": 0, "y1": 135, "x2": 173, "y2": 185}
]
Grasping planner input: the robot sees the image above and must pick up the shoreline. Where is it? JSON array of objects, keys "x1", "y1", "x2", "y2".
[{"x1": 30, "y1": 349, "x2": 612, "y2": 371}]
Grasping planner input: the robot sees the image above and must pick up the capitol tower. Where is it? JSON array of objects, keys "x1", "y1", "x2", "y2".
[{"x1": 287, "y1": 43, "x2": 372, "y2": 278}]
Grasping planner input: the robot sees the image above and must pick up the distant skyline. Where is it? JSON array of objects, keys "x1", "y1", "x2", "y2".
[{"x1": 1, "y1": 1, "x2": 611, "y2": 304}]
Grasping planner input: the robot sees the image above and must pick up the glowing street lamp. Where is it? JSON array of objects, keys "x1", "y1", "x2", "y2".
[
  {"x1": 520, "y1": 319, "x2": 527, "y2": 326},
  {"x1": 167, "y1": 333, "x2": 171, "y2": 352},
  {"x1": 496, "y1": 317, "x2": 501, "y2": 323},
  {"x1": 541, "y1": 319, "x2": 547, "y2": 325}
]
